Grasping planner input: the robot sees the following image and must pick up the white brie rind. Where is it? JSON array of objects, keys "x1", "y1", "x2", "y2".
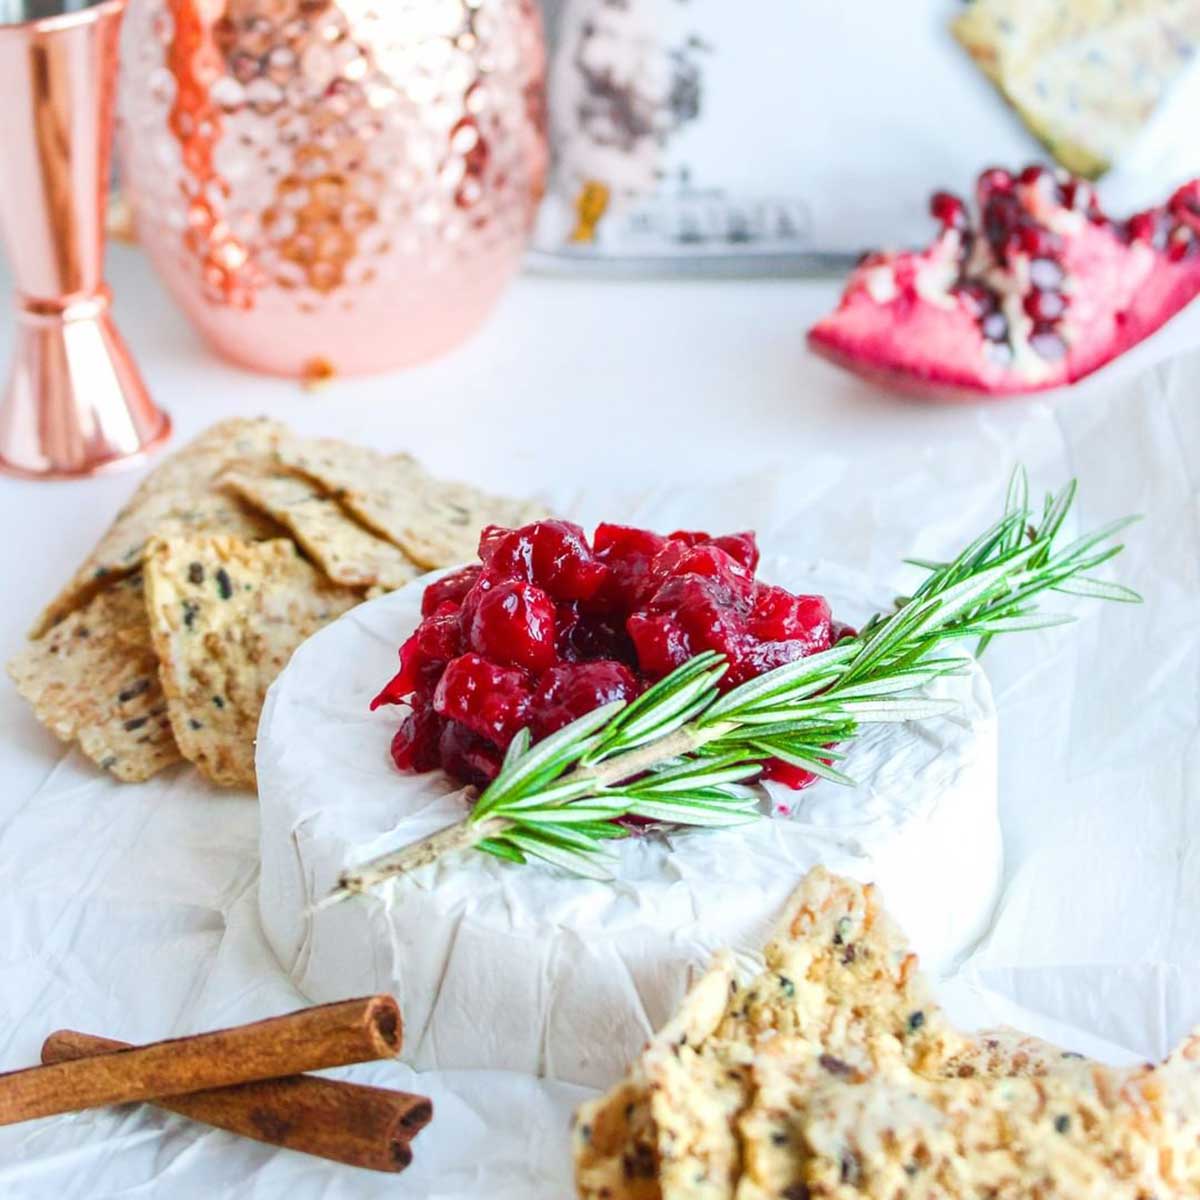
[{"x1": 257, "y1": 560, "x2": 1001, "y2": 1088}]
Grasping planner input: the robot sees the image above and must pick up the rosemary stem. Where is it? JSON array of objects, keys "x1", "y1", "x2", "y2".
[
  {"x1": 579, "y1": 720, "x2": 737, "y2": 787},
  {"x1": 325, "y1": 721, "x2": 741, "y2": 899},
  {"x1": 324, "y1": 813, "x2": 509, "y2": 904}
]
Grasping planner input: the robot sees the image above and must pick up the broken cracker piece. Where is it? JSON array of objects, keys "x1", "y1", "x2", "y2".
[
  {"x1": 143, "y1": 535, "x2": 359, "y2": 790},
  {"x1": 575, "y1": 868, "x2": 1183, "y2": 1200},
  {"x1": 274, "y1": 434, "x2": 547, "y2": 569},
  {"x1": 220, "y1": 466, "x2": 422, "y2": 592},
  {"x1": 7, "y1": 574, "x2": 181, "y2": 783}
]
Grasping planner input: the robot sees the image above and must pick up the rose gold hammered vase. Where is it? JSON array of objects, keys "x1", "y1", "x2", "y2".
[{"x1": 117, "y1": 0, "x2": 547, "y2": 377}]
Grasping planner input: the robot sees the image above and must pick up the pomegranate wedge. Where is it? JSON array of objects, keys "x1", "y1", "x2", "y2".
[{"x1": 809, "y1": 166, "x2": 1200, "y2": 401}]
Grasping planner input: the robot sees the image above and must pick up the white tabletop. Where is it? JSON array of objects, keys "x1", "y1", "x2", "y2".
[{"x1": 2, "y1": 246, "x2": 1200, "y2": 1198}]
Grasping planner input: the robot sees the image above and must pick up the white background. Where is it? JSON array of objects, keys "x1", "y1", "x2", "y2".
[{"x1": 0, "y1": 241, "x2": 1198, "y2": 1196}]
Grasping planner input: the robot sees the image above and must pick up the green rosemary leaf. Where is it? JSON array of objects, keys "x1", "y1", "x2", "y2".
[
  {"x1": 628, "y1": 761, "x2": 763, "y2": 793},
  {"x1": 477, "y1": 837, "x2": 527, "y2": 865},
  {"x1": 701, "y1": 642, "x2": 857, "y2": 721},
  {"x1": 504, "y1": 832, "x2": 614, "y2": 879},
  {"x1": 827, "y1": 696, "x2": 960, "y2": 722},
  {"x1": 510, "y1": 804, "x2": 629, "y2": 824},
  {"x1": 749, "y1": 744, "x2": 856, "y2": 786},
  {"x1": 500, "y1": 728, "x2": 531, "y2": 772},
  {"x1": 963, "y1": 612, "x2": 1077, "y2": 634},
  {"x1": 493, "y1": 777, "x2": 604, "y2": 812},
  {"x1": 1053, "y1": 575, "x2": 1143, "y2": 603},
  {"x1": 622, "y1": 799, "x2": 759, "y2": 827}
]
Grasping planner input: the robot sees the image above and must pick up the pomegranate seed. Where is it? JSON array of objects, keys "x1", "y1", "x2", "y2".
[
  {"x1": 1126, "y1": 211, "x2": 1161, "y2": 246},
  {"x1": 1017, "y1": 223, "x2": 1061, "y2": 257},
  {"x1": 1018, "y1": 164, "x2": 1049, "y2": 188},
  {"x1": 955, "y1": 282, "x2": 996, "y2": 318},
  {"x1": 1058, "y1": 177, "x2": 1096, "y2": 213},
  {"x1": 981, "y1": 310, "x2": 1009, "y2": 342},
  {"x1": 977, "y1": 167, "x2": 1014, "y2": 198},
  {"x1": 1029, "y1": 325, "x2": 1068, "y2": 361},
  {"x1": 1168, "y1": 231, "x2": 1197, "y2": 262},
  {"x1": 1024, "y1": 289, "x2": 1067, "y2": 322},
  {"x1": 1028, "y1": 257, "x2": 1064, "y2": 290},
  {"x1": 930, "y1": 190, "x2": 968, "y2": 231}
]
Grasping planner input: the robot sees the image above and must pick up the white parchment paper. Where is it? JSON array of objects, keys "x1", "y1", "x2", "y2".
[{"x1": 0, "y1": 352, "x2": 1197, "y2": 1197}]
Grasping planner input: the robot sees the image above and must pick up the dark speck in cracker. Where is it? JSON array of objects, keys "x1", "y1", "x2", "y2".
[
  {"x1": 123, "y1": 716, "x2": 149, "y2": 732},
  {"x1": 907, "y1": 1010, "x2": 926, "y2": 1033},
  {"x1": 118, "y1": 679, "x2": 151, "y2": 703},
  {"x1": 183, "y1": 600, "x2": 199, "y2": 629},
  {"x1": 215, "y1": 568, "x2": 234, "y2": 600},
  {"x1": 213, "y1": 695, "x2": 226, "y2": 709},
  {"x1": 819, "y1": 1054, "x2": 854, "y2": 1077},
  {"x1": 1055, "y1": 1114, "x2": 1071, "y2": 1134},
  {"x1": 188, "y1": 562, "x2": 205, "y2": 585}
]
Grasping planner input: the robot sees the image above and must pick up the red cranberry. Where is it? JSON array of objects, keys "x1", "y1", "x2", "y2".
[
  {"x1": 457, "y1": 569, "x2": 501, "y2": 636},
  {"x1": 626, "y1": 611, "x2": 693, "y2": 679},
  {"x1": 710, "y1": 532, "x2": 759, "y2": 573},
  {"x1": 930, "y1": 190, "x2": 967, "y2": 231},
  {"x1": 654, "y1": 543, "x2": 754, "y2": 604},
  {"x1": 1024, "y1": 289, "x2": 1067, "y2": 323},
  {"x1": 390, "y1": 706, "x2": 444, "y2": 772},
  {"x1": 421, "y1": 565, "x2": 482, "y2": 617},
  {"x1": 759, "y1": 759, "x2": 818, "y2": 790},
  {"x1": 371, "y1": 634, "x2": 435, "y2": 708},
  {"x1": 469, "y1": 579, "x2": 557, "y2": 672},
  {"x1": 642, "y1": 575, "x2": 751, "y2": 679},
  {"x1": 556, "y1": 602, "x2": 636, "y2": 664},
  {"x1": 529, "y1": 660, "x2": 641, "y2": 738},
  {"x1": 592, "y1": 524, "x2": 669, "y2": 610},
  {"x1": 1028, "y1": 257, "x2": 1064, "y2": 290},
  {"x1": 666, "y1": 530, "x2": 712, "y2": 547},
  {"x1": 750, "y1": 586, "x2": 832, "y2": 643},
  {"x1": 438, "y1": 720, "x2": 503, "y2": 787},
  {"x1": 479, "y1": 520, "x2": 608, "y2": 602},
  {"x1": 415, "y1": 603, "x2": 464, "y2": 664},
  {"x1": 433, "y1": 653, "x2": 532, "y2": 747}
]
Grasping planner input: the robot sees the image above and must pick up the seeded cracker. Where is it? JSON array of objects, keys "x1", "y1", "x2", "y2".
[
  {"x1": 574, "y1": 869, "x2": 1192, "y2": 1200},
  {"x1": 7, "y1": 574, "x2": 181, "y2": 782},
  {"x1": 274, "y1": 434, "x2": 547, "y2": 569},
  {"x1": 219, "y1": 466, "x2": 422, "y2": 592},
  {"x1": 31, "y1": 419, "x2": 287, "y2": 637},
  {"x1": 143, "y1": 535, "x2": 358, "y2": 789},
  {"x1": 952, "y1": 0, "x2": 1200, "y2": 178}
]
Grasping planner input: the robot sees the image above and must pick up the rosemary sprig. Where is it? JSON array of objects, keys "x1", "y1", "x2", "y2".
[{"x1": 321, "y1": 470, "x2": 1140, "y2": 903}]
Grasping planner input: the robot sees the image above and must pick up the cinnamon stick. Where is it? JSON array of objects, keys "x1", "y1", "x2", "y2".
[
  {"x1": 0, "y1": 996, "x2": 401, "y2": 1127},
  {"x1": 42, "y1": 1030, "x2": 431, "y2": 1173}
]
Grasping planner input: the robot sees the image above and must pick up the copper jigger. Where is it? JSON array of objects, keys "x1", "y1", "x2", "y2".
[{"x1": 0, "y1": 0, "x2": 169, "y2": 480}]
